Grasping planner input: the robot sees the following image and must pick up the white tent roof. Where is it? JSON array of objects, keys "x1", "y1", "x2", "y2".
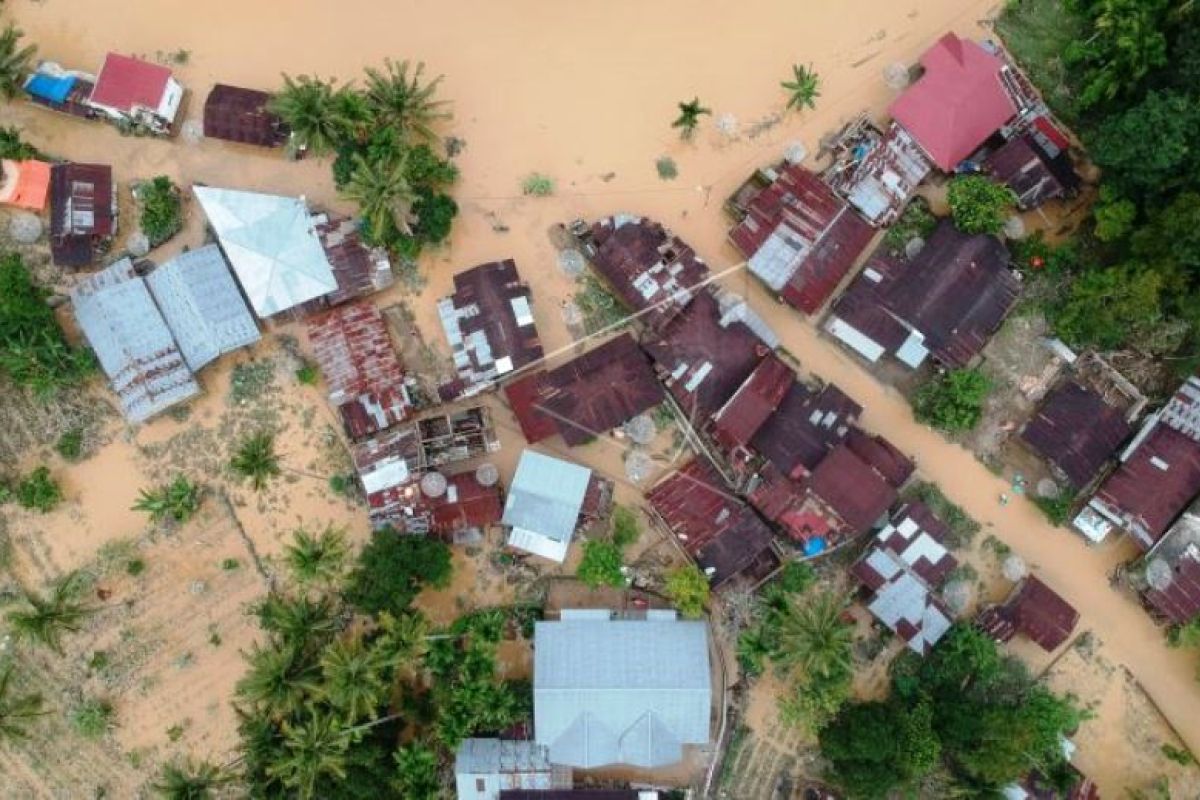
[{"x1": 193, "y1": 186, "x2": 336, "y2": 318}]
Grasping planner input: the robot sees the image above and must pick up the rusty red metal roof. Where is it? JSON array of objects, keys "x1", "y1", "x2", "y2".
[
  {"x1": 503, "y1": 371, "x2": 558, "y2": 444},
  {"x1": 425, "y1": 471, "x2": 504, "y2": 535},
  {"x1": 90, "y1": 53, "x2": 172, "y2": 113},
  {"x1": 312, "y1": 215, "x2": 394, "y2": 308},
  {"x1": 750, "y1": 382, "x2": 862, "y2": 479},
  {"x1": 587, "y1": 216, "x2": 709, "y2": 329},
  {"x1": 731, "y1": 163, "x2": 874, "y2": 314},
  {"x1": 807, "y1": 442, "x2": 898, "y2": 536},
  {"x1": 1021, "y1": 381, "x2": 1132, "y2": 490},
  {"x1": 50, "y1": 163, "x2": 115, "y2": 268},
  {"x1": 1002, "y1": 575, "x2": 1079, "y2": 652},
  {"x1": 984, "y1": 133, "x2": 1078, "y2": 211},
  {"x1": 203, "y1": 84, "x2": 289, "y2": 147},
  {"x1": 710, "y1": 353, "x2": 794, "y2": 451},
  {"x1": 889, "y1": 33, "x2": 1018, "y2": 171},
  {"x1": 845, "y1": 428, "x2": 915, "y2": 489},
  {"x1": 307, "y1": 301, "x2": 410, "y2": 440}
]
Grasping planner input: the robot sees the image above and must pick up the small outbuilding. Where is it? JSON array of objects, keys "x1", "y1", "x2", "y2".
[
  {"x1": 87, "y1": 53, "x2": 184, "y2": 134},
  {"x1": 977, "y1": 575, "x2": 1079, "y2": 652},
  {"x1": 454, "y1": 738, "x2": 570, "y2": 800},
  {"x1": 1020, "y1": 381, "x2": 1132, "y2": 491},
  {"x1": 503, "y1": 450, "x2": 595, "y2": 563},
  {"x1": 202, "y1": 84, "x2": 289, "y2": 147},
  {"x1": 49, "y1": 162, "x2": 117, "y2": 268}
]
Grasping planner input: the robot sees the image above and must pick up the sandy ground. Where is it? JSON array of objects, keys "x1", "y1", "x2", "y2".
[{"x1": 3, "y1": 0, "x2": 1199, "y2": 796}]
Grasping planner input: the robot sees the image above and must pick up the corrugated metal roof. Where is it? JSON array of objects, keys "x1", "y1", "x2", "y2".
[
  {"x1": 503, "y1": 450, "x2": 592, "y2": 558},
  {"x1": 534, "y1": 617, "x2": 711, "y2": 769},
  {"x1": 89, "y1": 53, "x2": 171, "y2": 113},
  {"x1": 145, "y1": 244, "x2": 261, "y2": 372},
  {"x1": 203, "y1": 84, "x2": 289, "y2": 147},
  {"x1": 1020, "y1": 381, "x2": 1132, "y2": 490}
]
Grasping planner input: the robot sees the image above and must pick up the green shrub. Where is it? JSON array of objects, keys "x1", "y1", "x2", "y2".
[
  {"x1": 55, "y1": 428, "x2": 85, "y2": 461},
  {"x1": 1033, "y1": 494, "x2": 1074, "y2": 526},
  {"x1": 71, "y1": 697, "x2": 115, "y2": 738},
  {"x1": 522, "y1": 173, "x2": 554, "y2": 196},
  {"x1": 295, "y1": 361, "x2": 319, "y2": 386},
  {"x1": 16, "y1": 467, "x2": 62, "y2": 512},
  {"x1": 221, "y1": 558, "x2": 241, "y2": 571},
  {"x1": 132, "y1": 474, "x2": 202, "y2": 523},
  {"x1": 655, "y1": 156, "x2": 678, "y2": 180},
  {"x1": 138, "y1": 176, "x2": 183, "y2": 247},
  {"x1": 0, "y1": 126, "x2": 40, "y2": 160},
  {"x1": 883, "y1": 198, "x2": 937, "y2": 255},
  {"x1": 665, "y1": 564, "x2": 710, "y2": 618},
  {"x1": 947, "y1": 175, "x2": 1016, "y2": 236},
  {"x1": 913, "y1": 368, "x2": 992, "y2": 433},
  {"x1": 611, "y1": 506, "x2": 641, "y2": 548},
  {"x1": 345, "y1": 530, "x2": 453, "y2": 616},
  {"x1": 777, "y1": 561, "x2": 816, "y2": 594},
  {"x1": 125, "y1": 558, "x2": 146, "y2": 577},
  {"x1": 576, "y1": 540, "x2": 625, "y2": 588}
]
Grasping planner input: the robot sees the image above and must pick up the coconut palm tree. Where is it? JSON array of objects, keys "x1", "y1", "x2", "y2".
[
  {"x1": 268, "y1": 75, "x2": 362, "y2": 156},
  {"x1": 0, "y1": 664, "x2": 46, "y2": 743},
  {"x1": 362, "y1": 59, "x2": 450, "y2": 142},
  {"x1": 770, "y1": 590, "x2": 853, "y2": 681},
  {"x1": 267, "y1": 712, "x2": 352, "y2": 799},
  {"x1": 151, "y1": 759, "x2": 232, "y2": 800},
  {"x1": 5, "y1": 571, "x2": 95, "y2": 655},
  {"x1": 671, "y1": 97, "x2": 711, "y2": 140},
  {"x1": 236, "y1": 643, "x2": 321, "y2": 721},
  {"x1": 254, "y1": 594, "x2": 337, "y2": 651},
  {"x1": 132, "y1": 474, "x2": 201, "y2": 524},
  {"x1": 284, "y1": 525, "x2": 348, "y2": 587},
  {"x1": 392, "y1": 741, "x2": 441, "y2": 800},
  {"x1": 230, "y1": 432, "x2": 281, "y2": 492},
  {"x1": 318, "y1": 634, "x2": 387, "y2": 721},
  {"x1": 341, "y1": 152, "x2": 418, "y2": 241},
  {"x1": 374, "y1": 611, "x2": 430, "y2": 677},
  {"x1": 781, "y1": 63, "x2": 821, "y2": 111},
  {"x1": 0, "y1": 23, "x2": 36, "y2": 101}
]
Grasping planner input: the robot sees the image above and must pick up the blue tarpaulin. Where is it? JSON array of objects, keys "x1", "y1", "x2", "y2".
[
  {"x1": 804, "y1": 537, "x2": 827, "y2": 556},
  {"x1": 25, "y1": 73, "x2": 76, "y2": 104}
]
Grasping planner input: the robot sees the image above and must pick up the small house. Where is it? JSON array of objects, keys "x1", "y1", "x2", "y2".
[
  {"x1": 503, "y1": 450, "x2": 595, "y2": 563},
  {"x1": 420, "y1": 470, "x2": 504, "y2": 541},
  {"x1": 581, "y1": 215, "x2": 709, "y2": 330},
  {"x1": 86, "y1": 53, "x2": 184, "y2": 135},
  {"x1": 750, "y1": 382, "x2": 862, "y2": 479},
  {"x1": 821, "y1": 118, "x2": 932, "y2": 226},
  {"x1": 307, "y1": 301, "x2": 411, "y2": 440},
  {"x1": 71, "y1": 259, "x2": 199, "y2": 422},
  {"x1": 826, "y1": 221, "x2": 1019, "y2": 369},
  {"x1": 728, "y1": 162, "x2": 875, "y2": 315},
  {"x1": 202, "y1": 84, "x2": 289, "y2": 148},
  {"x1": 984, "y1": 131, "x2": 1079, "y2": 211},
  {"x1": 709, "y1": 353, "x2": 795, "y2": 459},
  {"x1": 1020, "y1": 381, "x2": 1133, "y2": 491},
  {"x1": 193, "y1": 186, "x2": 338, "y2": 318},
  {"x1": 438, "y1": 259, "x2": 543, "y2": 399},
  {"x1": 1139, "y1": 499, "x2": 1200, "y2": 625},
  {"x1": 49, "y1": 162, "x2": 117, "y2": 268},
  {"x1": 454, "y1": 738, "x2": 570, "y2": 800},
  {"x1": 0, "y1": 159, "x2": 51, "y2": 211},
  {"x1": 977, "y1": 575, "x2": 1079, "y2": 652},
  {"x1": 533, "y1": 611, "x2": 712, "y2": 769}
]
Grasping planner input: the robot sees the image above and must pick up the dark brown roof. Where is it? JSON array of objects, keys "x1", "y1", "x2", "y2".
[
  {"x1": 1021, "y1": 381, "x2": 1132, "y2": 489},
  {"x1": 50, "y1": 163, "x2": 115, "y2": 268},
  {"x1": 827, "y1": 251, "x2": 911, "y2": 353},
  {"x1": 537, "y1": 333, "x2": 665, "y2": 446},
  {"x1": 984, "y1": 132, "x2": 1078, "y2": 211},
  {"x1": 844, "y1": 428, "x2": 915, "y2": 489},
  {"x1": 710, "y1": 353, "x2": 795, "y2": 451},
  {"x1": 1091, "y1": 423, "x2": 1200, "y2": 551},
  {"x1": 807, "y1": 442, "x2": 898, "y2": 536},
  {"x1": 750, "y1": 382, "x2": 862, "y2": 478},
  {"x1": 503, "y1": 370, "x2": 558, "y2": 444},
  {"x1": 587, "y1": 216, "x2": 709, "y2": 329},
  {"x1": 202, "y1": 84, "x2": 289, "y2": 147},
  {"x1": 1003, "y1": 575, "x2": 1080, "y2": 651},
  {"x1": 647, "y1": 457, "x2": 781, "y2": 589},
  {"x1": 642, "y1": 289, "x2": 768, "y2": 421},
  {"x1": 747, "y1": 463, "x2": 835, "y2": 546},
  {"x1": 425, "y1": 471, "x2": 504, "y2": 535},
  {"x1": 315, "y1": 215, "x2": 394, "y2": 307},
  {"x1": 1144, "y1": 547, "x2": 1200, "y2": 624}
]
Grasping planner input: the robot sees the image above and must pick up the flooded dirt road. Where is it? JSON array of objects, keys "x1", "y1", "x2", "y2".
[{"x1": 6, "y1": 0, "x2": 1199, "y2": 793}]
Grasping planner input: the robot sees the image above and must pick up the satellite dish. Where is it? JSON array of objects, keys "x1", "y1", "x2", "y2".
[
  {"x1": 624, "y1": 414, "x2": 656, "y2": 445},
  {"x1": 558, "y1": 249, "x2": 585, "y2": 278},
  {"x1": 561, "y1": 301, "x2": 583, "y2": 327},
  {"x1": 1002, "y1": 554, "x2": 1028, "y2": 582},
  {"x1": 904, "y1": 236, "x2": 925, "y2": 260},
  {"x1": 1146, "y1": 558, "x2": 1174, "y2": 592},
  {"x1": 716, "y1": 113, "x2": 739, "y2": 138},
  {"x1": 475, "y1": 462, "x2": 499, "y2": 487},
  {"x1": 181, "y1": 119, "x2": 204, "y2": 145},
  {"x1": 784, "y1": 141, "x2": 808, "y2": 164},
  {"x1": 884, "y1": 62, "x2": 911, "y2": 89},
  {"x1": 1036, "y1": 479, "x2": 1061, "y2": 499},
  {"x1": 1004, "y1": 215, "x2": 1027, "y2": 240},
  {"x1": 420, "y1": 471, "x2": 447, "y2": 498},
  {"x1": 8, "y1": 212, "x2": 42, "y2": 244},
  {"x1": 943, "y1": 580, "x2": 972, "y2": 615},
  {"x1": 625, "y1": 450, "x2": 653, "y2": 483}
]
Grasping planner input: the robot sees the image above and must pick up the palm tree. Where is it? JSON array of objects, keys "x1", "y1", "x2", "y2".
[
  {"x1": 0, "y1": 664, "x2": 46, "y2": 743},
  {"x1": 341, "y1": 152, "x2": 418, "y2": 240},
  {"x1": 6, "y1": 571, "x2": 95, "y2": 654},
  {"x1": 236, "y1": 643, "x2": 321, "y2": 721},
  {"x1": 0, "y1": 23, "x2": 36, "y2": 100},
  {"x1": 268, "y1": 75, "x2": 361, "y2": 156},
  {"x1": 132, "y1": 474, "x2": 202, "y2": 523},
  {"x1": 318, "y1": 634, "x2": 387, "y2": 721},
  {"x1": 152, "y1": 759, "x2": 232, "y2": 800},
  {"x1": 362, "y1": 59, "x2": 450, "y2": 142},
  {"x1": 770, "y1": 590, "x2": 853, "y2": 681},
  {"x1": 781, "y1": 63, "x2": 821, "y2": 111},
  {"x1": 230, "y1": 432, "x2": 281, "y2": 492},
  {"x1": 254, "y1": 594, "x2": 337, "y2": 651},
  {"x1": 392, "y1": 741, "x2": 441, "y2": 800},
  {"x1": 284, "y1": 525, "x2": 348, "y2": 587},
  {"x1": 374, "y1": 611, "x2": 430, "y2": 677},
  {"x1": 267, "y1": 712, "x2": 352, "y2": 799},
  {"x1": 672, "y1": 97, "x2": 711, "y2": 140}
]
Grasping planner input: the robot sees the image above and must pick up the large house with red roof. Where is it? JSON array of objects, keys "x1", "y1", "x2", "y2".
[{"x1": 86, "y1": 53, "x2": 184, "y2": 135}]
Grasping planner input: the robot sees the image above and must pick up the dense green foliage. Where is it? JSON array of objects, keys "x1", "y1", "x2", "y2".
[
  {"x1": 132, "y1": 474, "x2": 201, "y2": 523},
  {"x1": 913, "y1": 368, "x2": 991, "y2": 433},
  {"x1": 576, "y1": 539, "x2": 625, "y2": 588},
  {"x1": 344, "y1": 531, "x2": 452, "y2": 617},
  {"x1": 138, "y1": 176, "x2": 183, "y2": 246},
  {"x1": 230, "y1": 432, "x2": 282, "y2": 491},
  {"x1": 0, "y1": 253, "x2": 94, "y2": 393},
  {"x1": 0, "y1": 20, "x2": 36, "y2": 100},
  {"x1": 0, "y1": 125, "x2": 40, "y2": 159},
  {"x1": 15, "y1": 466, "x2": 62, "y2": 512},
  {"x1": 946, "y1": 175, "x2": 1015, "y2": 236},
  {"x1": 285, "y1": 525, "x2": 349, "y2": 587},
  {"x1": 883, "y1": 198, "x2": 937, "y2": 255},
  {"x1": 664, "y1": 564, "x2": 710, "y2": 618},
  {"x1": 820, "y1": 625, "x2": 1084, "y2": 798}
]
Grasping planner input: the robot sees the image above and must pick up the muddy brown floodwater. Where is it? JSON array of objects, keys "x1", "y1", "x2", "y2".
[{"x1": 6, "y1": 0, "x2": 1200, "y2": 795}]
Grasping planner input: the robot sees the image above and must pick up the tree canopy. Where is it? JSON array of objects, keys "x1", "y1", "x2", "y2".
[
  {"x1": 0, "y1": 253, "x2": 94, "y2": 393},
  {"x1": 344, "y1": 531, "x2": 452, "y2": 617},
  {"x1": 913, "y1": 368, "x2": 992, "y2": 433},
  {"x1": 946, "y1": 175, "x2": 1015, "y2": 236}
]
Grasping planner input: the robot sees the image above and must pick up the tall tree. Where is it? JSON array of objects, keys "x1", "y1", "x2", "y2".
[
  {"x1": 781, "y1": 63, "x2": 821, "y2": 111},
  {"x1": 229, "y1": 431, "x2": 282, "y2": 492},
  {"x1": 771, "y1": 590, "x2": 853, "y2": 681},
  {"x1": 672, "y1": 97, "x2": 711, "y2": 140},
  {"x1": 363, "y1": 59, "x2": 450, "y2": 142},
  {"x1": 151, "y1": 759, "x2": 232, "y2": 800},
  {"x1": 254, "y1": 594, "x2": 337, "y2": 651},
  {"x1": 5, "y1": 571, "x2": 95, "y2": 655},
  {"x1": 267, "y1": 712, "x2": 353, "y2": 799},
  {"x1": 1064, "y1": 0, "x2": 1174, "y2": 110},
  {"x1": 284, "y1": 524, "x2": 349, "y2": 587},
  {"x1": 318, "y1": 634, "x2": 388, "y2": 722},
  {"x1": 236, "y1": 643, "x2": 321, "y2": 721},
  {"x1": 0, "y1": 22, "x2": 36, "y2": 100},
  {"x1": 341, "y1": 152, "x2": 419, "y2": 242},
  {"x1": 0, "y1": 664, "x2": 46, "y2": 743},
  {"x1": 269, "y1": 75, "x2": 362, "y2": 156}
]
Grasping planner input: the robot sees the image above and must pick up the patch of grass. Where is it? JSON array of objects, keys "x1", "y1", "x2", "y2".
[
  {"x1": 610, "y1": 506, "x2": 641, "y2": 548},
  {"x1": 295, "y1": 361, "x2": 319, "y2": 386},
  {"x1": 207, "y1": 625, "x2": 222, "y2": 648},
  {"x1": 947, "y1": 563, "x2": 978, "y2": 583},
  {"x1": 574, "y1": 273, "x2": 630, "y2": 334},
  {"x1": 328, "y1": 473, "x2": 356, "y2": 497},
  {"x1": 994, "y1": 0, "x2": 1085, "y2": 124},
  {"x1": 982, "y1": 534, "x2": 1012, "y2": 558},
  {"x1": 1161, "y1": 743, "x2": 1194, "y2": 766},
  {"x1": 655, "y1": 156, "x2": 678, "y2": 180},
  {"x1": 902, "y1": 481, "x2": 981, "y2": 548},
  {"x1": 883, "y1": 197, "x2": 937, "y2": 256},
  {"x1": 220, "y1": 558, "x2": 241, "y2": 571},
  {"x1": 521, "y1": 173, "x2": 555, "y2": 196},
  {"x1": 776, "y1": 561, "x2": 816, "y2": 594},
  {"x1": 166, "y1": 722, "x2": 187, "y2": 742},
  {"x1": 87, "y1": 650, "x2": 111, "y2": 673},
  {"x1": 229, "y1": 361, "x2": 276, "y2": 403},
  {"x1": 55, "y1": 428, "x2": 85, "y2": 461},
  {"x1": 71, "y1": 697, "x2": 115, "y2": 739},
  {"x1": 16, "y1": 467, "x2": 62, "y2": 513},
  {"x1": 125, "y1": 558, "x2": 146, "y2": 577},
  {"x1": 1033, "y1": 494, "x2": 1074, "y2": 526}
]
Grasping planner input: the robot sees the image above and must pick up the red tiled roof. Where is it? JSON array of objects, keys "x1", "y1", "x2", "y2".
[
  {"x1": 807, "y1": 442, "x2": 898, "y2": 536},
  {"x1": 503, "y1": 371, "x2": 557, "y2": 444},
  {"x1": 1092, "y1": 424, "x2": 1200, "y2": 551},
  {"x1": 1144, "y1": 547, "x2": 1200, "y2": 624},
  {"x1": 1004, "y1": 575, "x2": 1079, "y2": 652},
  {"x1": 710, "y1": 353, "x2": 794, "y2": 451},
  {"x1": 307, "y1": 302, "x2": 410, "y2": 440},
  {"x1": 426, "y1": 471, "x2": 503, "y2": 535},
  {"x1": 889, "y1": 33, "x2": 1018, "y2": 171},
  {"x1": 90, "y1": 52, "x2": 172, "y2": 113},
  {"x1": 1021, "y1": 381, "x2": 1132, "y2": 490}
]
